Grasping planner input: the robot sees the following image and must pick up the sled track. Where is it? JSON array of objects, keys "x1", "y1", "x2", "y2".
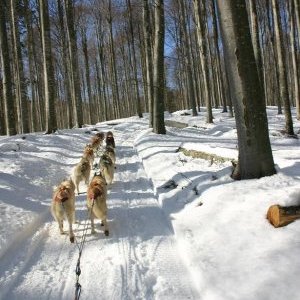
[{"x1": 0, "y1": 123, "x2": 198, "y2": 300}]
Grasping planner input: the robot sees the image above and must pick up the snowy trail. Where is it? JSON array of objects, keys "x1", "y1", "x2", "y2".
[{"x1": 1, "y1": 122, "x2": 198, "y2": 300}]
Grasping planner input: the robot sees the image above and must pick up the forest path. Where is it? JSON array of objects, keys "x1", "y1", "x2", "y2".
[{"x1": 0, "y1": 121, "x2": 198, "y2": 300}]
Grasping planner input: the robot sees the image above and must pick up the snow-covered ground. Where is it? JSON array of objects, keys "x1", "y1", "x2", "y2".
[{"x1": 1, "y1": 107, "x2": 300, "y2": 300}]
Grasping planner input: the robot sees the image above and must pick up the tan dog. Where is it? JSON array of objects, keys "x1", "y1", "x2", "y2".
[
  {"x1": 72, "y1": 157, "x2": 91, "y2": 195},
  {"x1": 87, "y1": 173, "x2": 109, "y2": 236},
  {"x1": 51, "y1": 179, "x2": 76, "y2": 243},
  {"x1": 83, "y1": 144, "x2": 94, "y2": 166},
  {"x1": 90, "y1": 132, "x2": 105, "y2": 152},
  {"x1": 105, "y1": 131, "x2": 115, "y2": 148},
  {"x1": 99, "y1": 153, "x2": 114, "y2": 184}
]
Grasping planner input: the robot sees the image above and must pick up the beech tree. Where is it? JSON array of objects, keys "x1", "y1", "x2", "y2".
[
  {"x1": 0, "y1": 0, "x2": 17, "y2": 135},
  {"x1": 216, "y1": 0, "x2": 276, "y2": 179},
  {"x1": 152, "y1": 0, "x2": 166, "y2": 134},
  {"x1": 39, "y1": 0, "x2": 57, "y2": 133}
]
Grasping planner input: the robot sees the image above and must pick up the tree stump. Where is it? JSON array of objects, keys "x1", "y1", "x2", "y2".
[{"x1": 266, "y1": 204, "x2": 300, "y2": 228}]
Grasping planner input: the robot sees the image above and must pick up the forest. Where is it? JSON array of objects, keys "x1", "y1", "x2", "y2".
[{"x1": 0, "y1": 0, "x2": 299, "y2": 177}]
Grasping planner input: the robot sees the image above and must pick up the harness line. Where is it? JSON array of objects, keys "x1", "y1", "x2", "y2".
[{"x1": 73, "y1": 199, "x2": 95, "y2": 300}]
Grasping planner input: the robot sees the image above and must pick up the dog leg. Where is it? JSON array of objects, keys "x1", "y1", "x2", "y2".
[
  {"x1": 69, "y1": 223, "x2": 75, "y2": 243},
  {"x1": 59, "y1": 220, "x2": 64, "y2": 235},
  {"x1": 90, "y1": 211, "x2": 96, "y2": 234},
  {"x1": 75, "y1": 181, "x2": 80, "y2": 195},
  {"x1": 102, "y1": 218, "x2": 109, "y2": 236},
  {"x1": 85, "y1": 175, "x2": 90, "y2": 186},
  {"x1": 67, "y1": 213, "x2": 75, "y2": 243}
]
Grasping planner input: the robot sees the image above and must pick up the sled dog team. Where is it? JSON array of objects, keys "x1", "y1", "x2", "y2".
[{"x1": 51, "y1": 131, "x2": 116, "y2": 243}]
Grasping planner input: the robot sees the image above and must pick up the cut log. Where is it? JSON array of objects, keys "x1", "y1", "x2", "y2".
[{"x1": 266, "y1": 204, "x2": 300, "y2": 228}]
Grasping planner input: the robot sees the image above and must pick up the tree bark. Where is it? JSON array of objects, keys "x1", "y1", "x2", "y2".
[
  {"x1": 178, "y1": 0, "x2": 198, "y2": 116},
  {"x1": 64, "y1": 0, "x2": 83, "y2": 128},
  {"x1": 153, "y1": 0, "x2": 166, "y2": 134},
  {"x1": 216, "y1": 0, "x2": 276, "y2": 179},
  {"x1": 39, "y1": 0, "x2": 57, "y2": 133},
  {"x1": 272, "y1": 0, "x2": 294, "y2": 135},
  {"x1": 10, "y1": 0, "x2": 30, "y2": 133},
  {"x1": 193, "y1": 0, "x2": 213, "y2": 123},
  {"x1": 0, "y1": 0, "x2": 17, "y2": 135},
  {"x1": 143, "y1": 0, "x2": 154, "y2": 127}
]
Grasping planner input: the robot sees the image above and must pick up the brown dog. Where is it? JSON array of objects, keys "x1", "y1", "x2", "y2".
[
  {"x1": 72, "y1": 157, "x2": 91, "y2": 195},
  {"x1": 51, "y1": 179, "x2": 76, "y2": 243},
  {"x1": 86, "y1": 173, "x2": 109, "y2": 236},
  {"x1": 105, "y1": 131, "x2": 115, "y2": 148}
]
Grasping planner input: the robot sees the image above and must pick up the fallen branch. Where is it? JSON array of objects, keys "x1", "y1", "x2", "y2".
[
  {"x1": 177, "y1": 147, "x2": 237, "y2": 165},
  {"x1": 165, "y1": 120, "x2": 188, "y2": 128}
]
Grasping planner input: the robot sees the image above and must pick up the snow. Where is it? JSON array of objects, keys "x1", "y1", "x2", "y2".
[{"x1": 1, "y1": 107, "x2": 300, "y2": 300}]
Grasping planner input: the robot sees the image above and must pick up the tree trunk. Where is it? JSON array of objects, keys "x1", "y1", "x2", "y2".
[
  {"x1": 153, "y1": 0, "x2": 166, "y2": 134},
  {"x1": 216, "y1": 0, "x2": 276, "y2": 179},
  {"x1": 10, "y1": 0, "x2": 30, "y2": 133},
  {"x1": 81, "y1": 28, "x2": 93, "y2": 124},
  {"x1": 272, "y1": 0, "x2": 294, "y2": 135},
  {"x1": 143, "y1": 0, "x2": 154, "y2": 127},
  {"x1": 248, "y1": 0, "x2": 264, "y2": 85},
  {"x1": 289, "y1": 1, "x2": 300, "y2": 120},
  {"x1": 193, "y1": 0, "x2": 213, "y2": 123},
  {"x1": 106, "y1": 0, "x2": 120, "y2": 119},
  {"x1": 64, "y1": 0, "x2": 83, "y2": 128},
  {"x1": 127, "y1": 0, "x2": 142, "y2": 118},
  {"x1": 39, "y1": 0, "x2": 57, "y2": 133},
  {"x1": 178, "y1": 0, "x2": 198, "y2": 116},
  {"x1": 0, "y1": 0, "x2": 17, "y2": 135},
  {"x1": 57, "y1": 0, "x2": 72, "y2": 128}
]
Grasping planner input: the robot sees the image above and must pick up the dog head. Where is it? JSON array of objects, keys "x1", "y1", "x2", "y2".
[
  {"x1": 90, "y1": 136, "x2": 101, "y2": 147},
  {"x1": 83, "y1": 147, "x2": 94, "y2": 160},
  {"x1": 53, "y1": 179, "x2": 75, "y2": 203},
  {"x1": 95, "y1": 132, "x2": 105, "y2": 140}
]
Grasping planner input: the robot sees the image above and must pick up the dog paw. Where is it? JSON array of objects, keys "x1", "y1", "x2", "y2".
[{"x1": 104, "y1": 230, "x2": 109, "y2": 236}]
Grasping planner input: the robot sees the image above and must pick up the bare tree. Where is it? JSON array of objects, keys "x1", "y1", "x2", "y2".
[
  {"x1": 193, "y1": 0, "x2": 213, "y2": 123},
  {"x1": 153, "y1": 0, "x2": 166, "y2": 134},
  {"x1": 39, "y1": 0, "x2": 57, "y2": 133},
  {"x1": 127, "y1": 0, "x2": 142, "y2": 118},
  {"x1": 248, "y1": 0, "x2": 263, "y2": 85},
  {"x1": 217, "y1": 0, "x2": 276, "y2": 179},
  {"x1": 178, "y1": 0, "x2": 198, "y2": 116},
  {"x1": 289, "y1": 1, "x2": 300, "y2": 120},
  {"x1": 10, "y1": 0, "x2": 30, "y2": 133},
  {"x1": 143, "y1": 0, "x2": 154, "y2": 127},
  {"x1": 271, "y1": 0, "x2": 294, "y2": 135},
  {"x1": 0, "y1": 0, "x2": 17, "y2": 135},
  {"x1": 64, "y1": 0, "x2": 83, "y2": 128}
]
